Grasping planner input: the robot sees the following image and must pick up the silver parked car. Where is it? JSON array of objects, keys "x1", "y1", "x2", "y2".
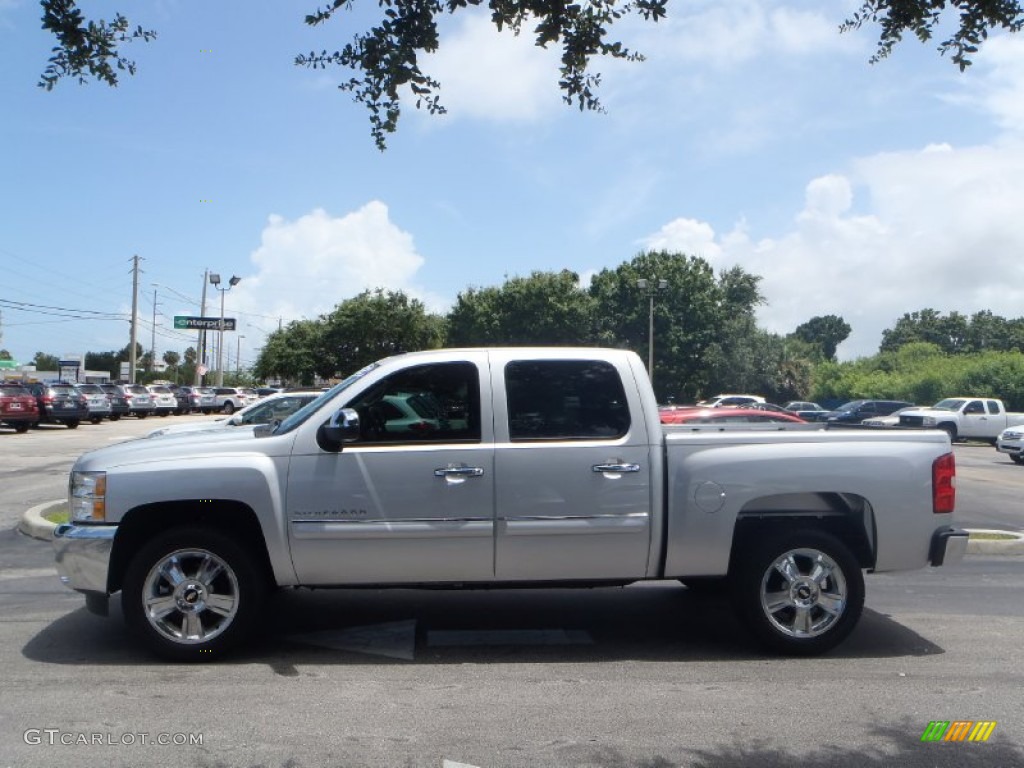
[
  {"x1": 75, "y1": 383, "x2": 113, "y2": 424},
  {"x1": 146, "y1": 385, "x2": 177, "y2": 417}
]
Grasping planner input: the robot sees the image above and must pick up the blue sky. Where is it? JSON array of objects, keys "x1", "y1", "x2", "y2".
[{"x1": 3, "y1": 0, "x2": 1024, "y2": 370}]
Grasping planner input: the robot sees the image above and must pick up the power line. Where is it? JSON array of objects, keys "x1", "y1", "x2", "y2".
[{"x1": 0, "y1": 298, "x2": 127, "y2": 320}]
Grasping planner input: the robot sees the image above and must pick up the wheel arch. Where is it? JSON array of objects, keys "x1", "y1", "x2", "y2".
[
  {"x1": 108, "y1": 501, "x2": 276, "y2": 594},
  {"x1": 729, "y1": 492, "x2": 876, "y2": 572}
]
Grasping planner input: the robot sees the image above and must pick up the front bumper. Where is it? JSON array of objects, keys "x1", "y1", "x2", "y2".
[
  {"x1": 53, "y1": 523, "x2": 116, "y2": 595},
  {"x1": 930, "y1": 526, "x2": 969, "y2": 567}
]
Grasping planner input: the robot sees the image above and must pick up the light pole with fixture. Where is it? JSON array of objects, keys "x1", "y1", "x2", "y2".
[
  {"x1": 636, "y1": 277, "x2": 668, "y2": 386},
  {"x1": 209, "y1": 273, "x2": 240, "y2": 386}
]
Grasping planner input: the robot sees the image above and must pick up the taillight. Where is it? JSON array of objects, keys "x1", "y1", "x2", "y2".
[
  {"x1": 41, "y1": 395, "x2": 54, "y2": 404},
  {"x1": 932, "y1": 452, "x2": 956, "y2": 514}
]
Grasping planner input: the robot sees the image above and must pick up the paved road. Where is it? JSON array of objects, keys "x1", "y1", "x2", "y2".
[{"x1": 1, "y1": 420, "x2": 1022, "y2": 767}]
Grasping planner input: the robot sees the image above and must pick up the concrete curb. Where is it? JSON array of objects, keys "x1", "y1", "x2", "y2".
[
  {"x1": 17, "y1": 499, "x2": 64, "y2": 541},
  {"x1": 965, "y1": 528, "x2": 1024, "y2": 555},
  {"x1": 16, "y1": 502, "x2": 1024, "y2": 555}
]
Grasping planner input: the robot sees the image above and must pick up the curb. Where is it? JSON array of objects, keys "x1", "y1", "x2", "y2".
[
  {"x1": 18, "y1": 499, "x2": 64, "y2": 541},
  {"x1": 16, "y1": 503, "x2": 1024, "y2": 555},
  {"x1": 964, "y1": 528, "x2": 1024, "y2": 555}
]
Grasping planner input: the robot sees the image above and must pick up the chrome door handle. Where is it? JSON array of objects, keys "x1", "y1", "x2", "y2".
[
  {"x1": 592, "y1": 463, "x2": 641, "y2": 473},
  {"x1": 434, "y1": 465, "x2": 485, "y2": 478}
]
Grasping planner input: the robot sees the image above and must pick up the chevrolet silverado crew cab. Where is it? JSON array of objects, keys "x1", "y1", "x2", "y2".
[
  {"x1": 897, "y1": 397, "x2": 1024, "y2": 442},
  {"x1": 54, "y1": 348, "x2": 967, "y2": 660}
]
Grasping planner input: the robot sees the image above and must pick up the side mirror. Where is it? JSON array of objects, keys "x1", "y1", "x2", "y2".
[{"x1": 317, "y1": 407, "x2": 361, "y2": 452}]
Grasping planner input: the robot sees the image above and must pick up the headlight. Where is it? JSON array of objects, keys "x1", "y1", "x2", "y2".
[
  {"x1": 923, "y1": 416, "x2": 936, "y2": 427},
  {"x1": 69, "y1": 471, "x2": 107, "y2": 523}
]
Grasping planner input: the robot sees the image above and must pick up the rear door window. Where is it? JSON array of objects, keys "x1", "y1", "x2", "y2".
[{"x1": 505, "y1": 360, "x2": 630, "y2": 441}]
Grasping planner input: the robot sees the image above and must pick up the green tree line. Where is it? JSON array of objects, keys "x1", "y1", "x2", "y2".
[{"x1": 19, "y1": 255, "x2": 1024, "y2": 408}]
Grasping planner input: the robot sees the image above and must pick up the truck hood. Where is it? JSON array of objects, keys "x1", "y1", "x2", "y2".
[{"x1": 73, "y1": 424, "x2": 291, "y2": 472}]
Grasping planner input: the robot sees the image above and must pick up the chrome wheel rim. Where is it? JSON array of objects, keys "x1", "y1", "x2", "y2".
[
  {"x1": 142, "y1": 548, "x2": 240, "y2": 645},
  {"x1": 759, "y1": 547, "x2": 847, "y2": 638}
]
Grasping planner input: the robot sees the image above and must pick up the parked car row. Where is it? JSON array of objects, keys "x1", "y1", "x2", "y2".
[{"x1": 0, "y1": 382, "x2": 267, "y2": 432}]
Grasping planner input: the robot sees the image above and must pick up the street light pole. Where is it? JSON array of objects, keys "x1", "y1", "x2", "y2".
[
  {"x1": 209, "y1": 273, "x2": 241, "y2": 387},
  {"x1": 236, "y1": 335, "x2": 245, "y2": 377},
  {"x1": 636, "y1": 278, "x2": 668, "y2": 386}
]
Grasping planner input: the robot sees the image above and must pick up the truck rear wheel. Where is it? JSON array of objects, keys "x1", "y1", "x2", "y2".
[
  {"x1": 1011, "y1": 454, "x2": 1024, "y2": 465},
  {"x1": 732, "y1": 530, "x2": 864, "y2": 656},
  {"x1": 122, "y1": 527, "x2": 265, "y2": 661}
]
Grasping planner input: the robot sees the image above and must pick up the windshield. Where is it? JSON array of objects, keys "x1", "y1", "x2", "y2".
[
  {"x1": 836, "y1": 400, "x2": 865, "y2": 412},
  {"x1": 931, "y1": 399, "x2": 965, "y2": 411},
  {"x1": 272, "y1": 362, "x2": 381, "y2": 435}
]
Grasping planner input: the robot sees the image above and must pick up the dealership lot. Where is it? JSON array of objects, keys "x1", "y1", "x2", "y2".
[{"x1": 1, "y1": 421, "x2": 1022, "y2": 767}]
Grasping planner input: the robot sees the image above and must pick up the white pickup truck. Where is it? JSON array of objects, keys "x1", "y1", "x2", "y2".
[
  {"x1": 897, "y1": 397, "x2": 1024, "y2": 442},
  {"x1": 54, "y1": 348, "x2": 966, "y2": 660}
]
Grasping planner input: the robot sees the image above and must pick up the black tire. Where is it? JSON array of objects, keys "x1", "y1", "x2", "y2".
[
  {"x1": 137, "y1": 413, "x2": 148, "y2": 419},
  {"x1": 109, "y1": 414, "x2": 121, "y2": 422},
  {"x1": 64, "y1": 420, "x2": 80, "y2": 430},
  {"x1": 160, "y1": 411, "x2": 170, "y2": 417},
  {"x1": 14, "y1": 423, "x2": 30, "y2": 433},
  {"x1": 122, "y1": 526, "x2": 266, "y2": 661},
  {"x1": 939, "y1": 422, "x2": 957, "y2": 442},
  {"x1": 1011, "y1": 454, "x2": 1024, "y2": 465},
  {"x1": 222, "y1": 402, "x2": 235, "y2": 415},
  {"x1": 731, "y1": 530, "x2": 864, "y2": 656},
  {"x1": 90, "y1": 417, "x2": 102, "y2": 424}
]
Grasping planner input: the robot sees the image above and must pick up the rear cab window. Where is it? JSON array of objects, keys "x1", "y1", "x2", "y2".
[{"x1": 504, "y1": 359, "x2": 630, "y2": 441}]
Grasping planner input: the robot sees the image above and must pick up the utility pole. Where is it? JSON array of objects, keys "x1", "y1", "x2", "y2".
[
  {"x1": 196, "y1": 269, "x2": 209, "y2": 386},
  {"x1": 129, "y1": 255, "x2": 141, "y2": 383},
  {"x1": 150, "y1": 288, "x2": 158, "y2": 373}
]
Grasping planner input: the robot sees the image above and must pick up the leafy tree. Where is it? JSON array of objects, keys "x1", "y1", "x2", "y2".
[
  {"x1": 32, "y1": 352, "x2": 60, "y2": 371},
  {"x1": 318, "y1": 289, "x2": 446, "y2": 377},
  {"x1": 588, "y1": 251, "x2": 763, "y2": 403},
  {"x1": 0, "y1": 349, "x2": 11, "y2": 360},
  {"x1": 36, "y1": 0, "x2": 1024, "y2": 148},
  {"x1": 162, "y1": 350, "x2": 180, "y2": 369},
  {"x1": 183, "y1": 346, "x2": 198, "y2": 367},
  {"x1": 447, "y1": 270, "x2": 596, "y2": 347},
  {"x1": 792, "y1": 315, "x2": 852, "y2": 362},
  {"x1": 252, "y1": 319, "x2": 325, "y2": 386},
  {"x1": 841, "y1": 0, "x2": 1024, "y2": 71},
  {"x1": 880, "y1": 309, "x2": 1024, "y2": 355},
  {"x1": 85, "y1": 350, "x2": 121, "y2": 379}
]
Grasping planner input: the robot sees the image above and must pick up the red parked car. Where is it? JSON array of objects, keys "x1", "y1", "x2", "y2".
[
  {"x1": 660, "y1": 407, "x2": 808, "y2": 426},
  {"x1": 0, "y1": 382, "x2": 40, "y2": 433}
]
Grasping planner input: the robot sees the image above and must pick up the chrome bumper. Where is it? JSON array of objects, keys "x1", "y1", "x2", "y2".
[
  {"x1": 53, "y1": 523, "x2": 116, "y2": 594},
  {"x1": 930, "y1": 526, "x2": 969, "y2": 567}
]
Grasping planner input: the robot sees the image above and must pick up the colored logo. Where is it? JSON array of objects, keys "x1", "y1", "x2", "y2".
[{"x1": 921, "y1": 721, "x2": 997, "y2": 742}]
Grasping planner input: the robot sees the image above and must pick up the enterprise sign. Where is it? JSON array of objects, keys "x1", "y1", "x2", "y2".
[{"x1": 173, "y1": 316, "x2": 236, "y2": 331}]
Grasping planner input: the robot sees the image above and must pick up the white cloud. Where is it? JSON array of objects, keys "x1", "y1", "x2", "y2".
[
  {"x1": 968, "y1": 34, "x2": 1024, "y2": 135},
  {"x1": 638, "y1": 0, "x2": 857, "y2": 69},
  {"x1": 226, "y1": 203, "x2": 447, "y2": 352},
  {"x1": 422, "y1": 13, "x2": 563, "y2": 122},
  {"x1": 644, "y1": 139, "x2": 1024, "y2": 359},
  {"x1": 641, "y1": 217, "x2": 723, "y2": 260}
]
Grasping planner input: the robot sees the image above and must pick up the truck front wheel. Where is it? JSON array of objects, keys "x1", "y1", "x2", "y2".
[
  {"x1": 732, "y1": 530, "x2": 864, "y2": 656},
  {"x1": 122, "y1": 527, "x2": 265, "y2": 661}
]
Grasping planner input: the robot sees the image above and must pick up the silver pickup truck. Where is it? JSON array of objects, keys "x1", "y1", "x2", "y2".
[{"x1": 54, "y1": 347, "x2": 967, "y2": 660}]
